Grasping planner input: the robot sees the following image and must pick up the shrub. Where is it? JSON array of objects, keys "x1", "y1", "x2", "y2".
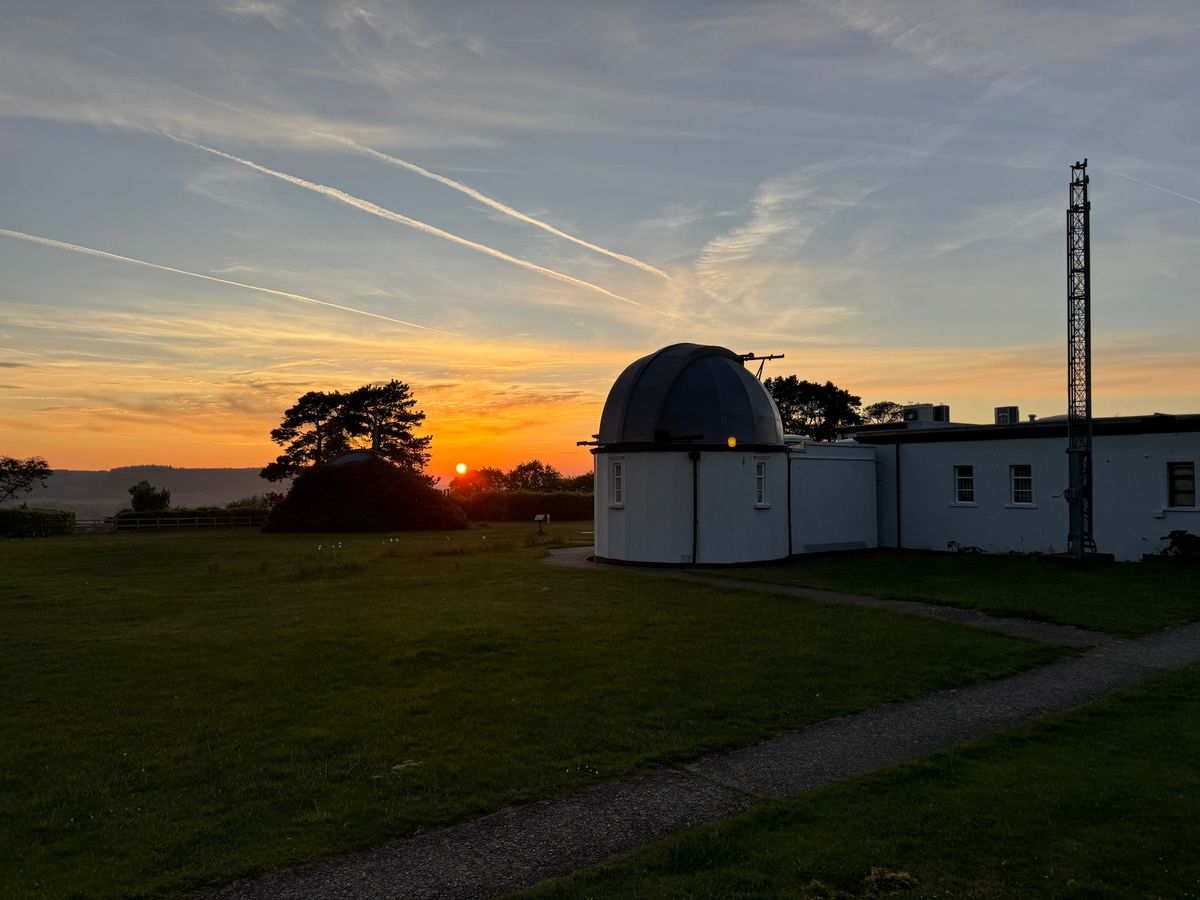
[
  {"x1": 1159, "y1": 530, "x2": 1200, "y2": 560},
  {"x1": 0, "y1": 507, "x2": 76, "y2": 537},
  {"x1": 457, "y1": 490, "x2": 593, "y2": 522},
  {"x1": 264, "y1": 458, "x2": 468, "y2": 532}
]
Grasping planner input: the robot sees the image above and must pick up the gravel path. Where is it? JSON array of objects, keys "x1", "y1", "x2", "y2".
[{"x1": 211, "y1": 550, "x2": 1200, "y2": 900}]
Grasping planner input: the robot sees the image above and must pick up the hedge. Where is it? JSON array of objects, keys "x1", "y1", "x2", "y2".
[
  {"x1": 0, "y1": 507, "x2": 76, "y2": 537},
  {"x1": 456, "y1": 490, "x2": 593, "y2": 522}
]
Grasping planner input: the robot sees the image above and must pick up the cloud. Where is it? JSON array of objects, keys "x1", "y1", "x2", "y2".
[
  {"x1": 0, "y1": 227, "x2": 449, "y2": 333},
  {"x1": 695, "y1": 157, "x2": 891, "y2": 300},
  {"x1": 322, "y1": 132, "x2": 672, "y2": 281},
  {"x1": 164, "y1": 133, "x2": 642, "y2": 308},
  {"x1": 221, "y1": 0, "x2": 295, "y2": 29}
]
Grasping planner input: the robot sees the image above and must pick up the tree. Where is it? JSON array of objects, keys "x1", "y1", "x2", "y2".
[
  {"x1": 0, "y1": 456, "x2": 52, "y2": 504},
  {"x1": 261, "y1": 390, "x2": 351, "y2": 482},
  {"x1": 128, "y1": 480, "x2": 171, "y2": 512},
  {"x1": 448, "y1": 465, "x2": 506, "y2": 498},
  {"x1": 341, "y1": 381, "x2": 432, "y2": 473},
  {"x1": 504, "y1": 459, "x2": 563, "y2": 492},
  {"x1": 763, "y1": 376, "x2": 862, "y2": 441},
  {"x1": 560, "y1": 472, "x2": 594, "y2": 493},
  {"x1": 264, "y1": 457, "x2": 466, "y2": 533},
  {"x1": 862, "y1": 401, "x2": 904, "y2": 425}
]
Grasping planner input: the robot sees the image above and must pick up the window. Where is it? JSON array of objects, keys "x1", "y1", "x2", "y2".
[
  {"x1": 954, "y1": 465, "x2": 974, "y2": 503},
  {"x1": 1169, "y1": 462, "x2": 1195, "y2": 507},
  {"x1": 755, "y1": 459, "x2": 767, "y2": 506},
  {"x1": 610, "y1": 459, "x2": 624, "y2": 506},
  {"x1": 1010, "y1": 464, "x2": 1034, "y2": 505}
]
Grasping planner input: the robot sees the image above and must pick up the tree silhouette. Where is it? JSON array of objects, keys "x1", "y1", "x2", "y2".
[
  {"x1": 503, "y1": 459, "x2": 563, "y2": 491},
  {"x1": 261, "y1": 391, "x2": 351, "y2": 482},
  {"x1": 862, "y1": 400, "x2": 904, "y2": 425},
  {"x1": 448, "y1": 465, "x2": 506, "y2": 498},
  {"x1": 0, "y1": 456, "x2": 52, "y2": 504},
  {"x1": 341, "y1": 381, "x2": 432, "y2": 473},
  {"x1": 128, "y1": 480, "x2": 171, "y2": 512},
  {"x1": 763, "y1": 376, "x2": 862, "y2": 441}
]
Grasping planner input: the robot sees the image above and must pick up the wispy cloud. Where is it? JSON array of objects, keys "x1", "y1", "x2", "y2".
[
  {"x1": 1099, "y1": 166, "x2": 1200, "y2": 207},
  {"x1": 164, "y1": 133, "x2": 642, "y2": 308},
  {"x1": 695, "y1": 157, "x2": 889, "y2": 299},
  {"x1": 0, "y1": 228, "x2": 449, "y2": 334},
  {"x1": 321, "y1": 132, "x2": 672, "y2": 281}
]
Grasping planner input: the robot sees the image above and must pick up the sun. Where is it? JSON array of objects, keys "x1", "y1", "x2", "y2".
[{"x1": 455, "y1": 462, "x2": 468, "y2": 475}]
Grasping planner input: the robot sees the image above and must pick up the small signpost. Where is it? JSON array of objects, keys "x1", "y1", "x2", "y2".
[{"x1": 534, "y1": 513, "x2": 550, "y2": 534}]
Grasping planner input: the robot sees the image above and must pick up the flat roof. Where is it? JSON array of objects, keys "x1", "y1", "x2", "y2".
[{"x1": 845, "y1": 413, "x2": 1200, "y2": 445}]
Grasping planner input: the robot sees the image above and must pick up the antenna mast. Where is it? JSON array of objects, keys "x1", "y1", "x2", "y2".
[{"x1": 1066, "y1": 159, "x2": 1096, "y2": 556}]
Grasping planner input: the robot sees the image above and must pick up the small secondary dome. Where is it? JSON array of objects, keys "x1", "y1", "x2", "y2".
[{"x1": 598, "y1": 343, "x2": 785, "y2": 446}]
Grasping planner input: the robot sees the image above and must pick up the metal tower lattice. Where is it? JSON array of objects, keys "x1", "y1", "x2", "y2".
[{"x1": 1066, "y1": 159, "x2": 1096, "y2": 555}]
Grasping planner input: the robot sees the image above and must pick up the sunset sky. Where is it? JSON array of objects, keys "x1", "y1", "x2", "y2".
[{"x1": 2, "y1": 0, "x2": 1198, "y2": 482}]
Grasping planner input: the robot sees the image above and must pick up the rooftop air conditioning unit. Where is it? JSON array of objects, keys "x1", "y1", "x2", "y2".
[{"x1": 994, "y1": 405, "x2": 1020, "y2": 425}]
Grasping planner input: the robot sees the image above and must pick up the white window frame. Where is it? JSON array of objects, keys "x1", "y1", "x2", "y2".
[
  {"x1": 754, "y1": 457, "x2": 769, "y2": 508},
  {"x1": 609, "y1": 458, "x2": 624, "y2": 508},
  {"x1": 953, "y1": 464, "x2": 976, "y2": 505},
  {"x1": 1168, "y1": 461, "x2": 1196, "y2": 508},
  {"x1": 1009, "y1": 463, "x2": 1035, "y2": 506}
]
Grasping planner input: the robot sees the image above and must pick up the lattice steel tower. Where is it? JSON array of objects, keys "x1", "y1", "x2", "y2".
[{"x1": 1066, "y1": 159, "x2": 1096, "y2": 555}]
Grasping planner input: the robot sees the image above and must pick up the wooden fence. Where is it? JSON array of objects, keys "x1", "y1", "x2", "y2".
[{"x1": 71, "y1": 514, "x2": 268, "y2": 533}]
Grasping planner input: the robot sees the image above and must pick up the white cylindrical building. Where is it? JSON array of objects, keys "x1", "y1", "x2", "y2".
[{"x1": 593, "y1": 343, "x2": 790, "y2": 565}]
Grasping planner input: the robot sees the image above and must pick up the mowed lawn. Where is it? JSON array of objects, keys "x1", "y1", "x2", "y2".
[
  {"x1": 710, "y1": 551, "x2": 1200, "y2": 637},
  {"x1": 527, "y1": 663, "x2": 1200, "y2": 899},
  {"x1": 0, "y1": 525, "x2": 1063, "y2": 899}
]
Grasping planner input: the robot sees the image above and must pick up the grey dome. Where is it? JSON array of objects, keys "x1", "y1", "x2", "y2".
[{"x1": 598, "y1": 344, "x2": 785, "y2": 446}]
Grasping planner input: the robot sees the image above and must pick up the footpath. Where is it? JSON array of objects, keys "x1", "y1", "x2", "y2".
[{"x1": 213, "y1": 547, "x2": 1200, "y2": 900}]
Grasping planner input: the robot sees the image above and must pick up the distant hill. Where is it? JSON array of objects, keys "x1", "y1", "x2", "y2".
[{"x1": 4, "y1": 466, "x2": 275, "y2": 520}]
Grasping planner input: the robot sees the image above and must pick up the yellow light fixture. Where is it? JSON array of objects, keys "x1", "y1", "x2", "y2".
[{"x1": 727, "y1": 436, "x2": 737, "y2": 448}]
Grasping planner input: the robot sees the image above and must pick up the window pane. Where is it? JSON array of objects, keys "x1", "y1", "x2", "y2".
[
  {"x1": 1170, "y1": 462, "x2": 1196, "y2": 507},
  {"x1": 954, "y1": 465, "x2": 974, "y2": 502},
  {"x1": 1011, "y1": 464, "x2": 1033, "y2": 504}
]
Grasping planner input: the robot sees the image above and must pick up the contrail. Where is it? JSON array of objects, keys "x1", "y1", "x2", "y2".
[
  {"x1": 0, "y1": 227, "x2": 451, "y2": 334},
  {"x1": 163, "y1": 134, "x2": 641, "y2": 307},
  {"x1": 1098, "y1": 166, "x2": 1200, "y2": 207},
  {"x1": 317, "y1": 132, "x2": 674, "y2": 281}
]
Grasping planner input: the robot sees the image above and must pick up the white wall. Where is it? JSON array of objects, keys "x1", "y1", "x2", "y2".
[
  {"x1": 594, "y1": 450, "x2": 788, "y2": 564},
  {"x1": 790, "y1": 443, "x2": 878, "y2": 553},
  {"x1": 875, "y1": 431, "x2": 1200, "y2": 560}
]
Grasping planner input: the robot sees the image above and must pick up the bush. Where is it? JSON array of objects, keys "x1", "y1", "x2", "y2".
[
  {"x1": 457, "y1": 490, "x2": 593, "y2": 522},
  {"x1": 1159, "y1": 530, "x2": 1200, "y2": 561},
  {"x1": 264, "y1": 459, "x2": 468, "y2": 532},
  {"x1": 0, "y1": 507, "x2": 76, "y2": 537}
]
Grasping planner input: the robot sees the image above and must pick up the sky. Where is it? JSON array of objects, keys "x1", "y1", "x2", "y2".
[{"x1": 1, "y1": 0, "x2": 1198, "y2": 482}]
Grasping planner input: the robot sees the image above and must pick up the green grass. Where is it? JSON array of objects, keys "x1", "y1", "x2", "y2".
[
  {"x1": 525, "y1": 663, "x2": 1200, "y2": 900},
  {"x1": 706, "y1": 551, "x2": 1200, "y2": 637},
  {"x1": 0, "y1": 524, "x2": 1064, "y2": 899}
]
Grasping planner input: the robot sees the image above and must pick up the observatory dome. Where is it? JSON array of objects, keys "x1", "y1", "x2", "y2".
[{"x1": 598, "y1": 343, "x2": 785, "y2": 446}]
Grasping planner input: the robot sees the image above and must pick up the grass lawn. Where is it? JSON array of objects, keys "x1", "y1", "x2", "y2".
[
  {"x1": 706, "y1": 551, "x2": 1200, "y2": 637},
  {"x1": 0, "y1": 524, "x2": 1064, "y2": 899},
  {"x1": 526, "y1": 662, "x2": 1200, "y2": 900}
]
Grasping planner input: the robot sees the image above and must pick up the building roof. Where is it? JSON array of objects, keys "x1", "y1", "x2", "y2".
[
  {"x1": 847, "y1": 413, "x2": 1200, "y2": 444},
  {"x1": 598, "y1": 343, "x2": 785, "y2": 447}
]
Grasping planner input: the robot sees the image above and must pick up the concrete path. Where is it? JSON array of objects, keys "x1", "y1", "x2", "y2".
[{"x1": 212, "y1": 552, "x2": 1200, "y2": 900}]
